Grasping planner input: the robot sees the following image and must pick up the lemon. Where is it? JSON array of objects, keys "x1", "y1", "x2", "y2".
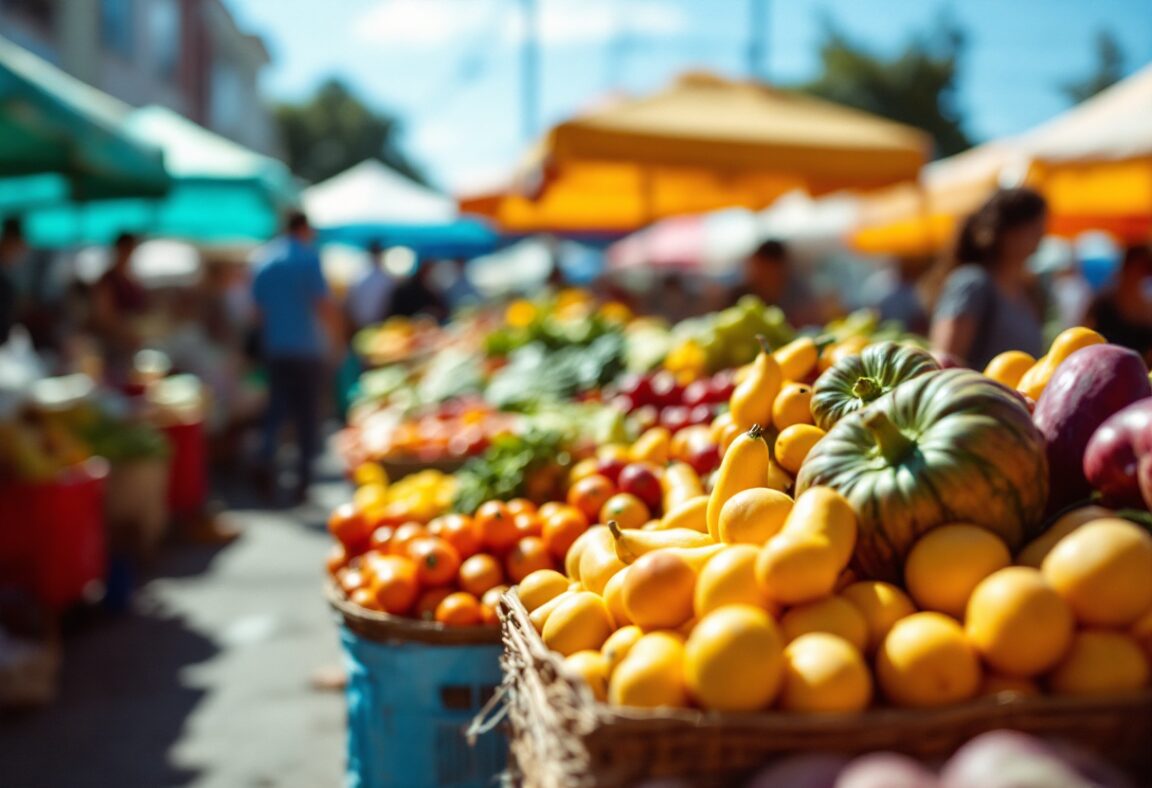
[
  {"x1": 876, "y1": 612, "x2": 981, "y2": 708},
  {"x1": 542, "y1": 592, "x2": 615, "y2": 657},
  {"x1": 563, "y1": 650, "x2": 610, "y2": 702},
  {"x1": 840, "y1": 581, "x2": 916, "y2": 654},
  {"x1": 694, "y1": 545, "x2": 775, "y2": 617},
  {"x1": 904, "y1": 524, "x2": 1011, "y2": 618},
  {"x1": 780, "y1": 596, "x2": 869, "y2": 653},
  {"x1": 517, "y1": 569, "x2": 570, "y2": 613},
  {"x1": 602, "y1": 568, "x2": 632, "y2": 627},
  {"x1": 965, "y1": 567, "x2": 1073, "y2": 677},
  {"x1": 755, "y1": 534, "x2": 840, "y2": 606},
  {"x1": 609, "y1": 632, "x2": 689, "y2": 709},
  {"x1": 601, "y1": 625, "x2": 644, "y2": 674},
  {"x1": 1042, "y1": 518, "x2": 1152, "y2": 627},
  {"x1": 684, "y1": 605, "x2": 784, "y2": 712},
  {"x1": 779, "y1": 633, "x2": 872, "y2": 713},
  {"x1": 716, "y1": 488, "x2": 793, "y2": 546},
  {"x1": 1048, "y1": 630, "x2": 1150, "y2": 696}
]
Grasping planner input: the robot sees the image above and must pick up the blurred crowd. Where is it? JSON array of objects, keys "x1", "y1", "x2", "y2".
[{"x1": 1, "y1": 188, "x2": 1149, "y2": 502}]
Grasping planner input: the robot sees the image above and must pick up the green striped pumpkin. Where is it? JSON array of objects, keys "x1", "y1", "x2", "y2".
[
  {"x1": 810, "y1": 341, "x2": 939, "y2": 431},
  {"x1": 796, "y1": 369, "x2": 1048, "y2": 582}
]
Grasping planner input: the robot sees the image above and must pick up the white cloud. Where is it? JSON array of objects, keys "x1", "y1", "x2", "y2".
[
  {"x1": 354, "y1": 0, "x2": 494, "y2": 46},
  {"x1": 354, "y1": 0, "x2": 688, "y2": 47}
]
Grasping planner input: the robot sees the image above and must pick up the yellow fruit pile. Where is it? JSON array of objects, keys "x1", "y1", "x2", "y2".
[{"x1": 516, "y1": 465, "x2": 1152, "y2": 713}]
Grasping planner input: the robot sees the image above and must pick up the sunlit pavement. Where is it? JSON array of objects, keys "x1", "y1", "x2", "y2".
[{"x1": 0, "y1": 454, "x2": 350, "y2": 788}]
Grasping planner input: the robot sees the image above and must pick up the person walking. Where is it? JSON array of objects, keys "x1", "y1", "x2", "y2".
[
  {"x1": 91, "y1": 232, "x2": 149, "y2": 384},
  {"x1": 345, "y1": 240, "x2": 396, "y2": 330},
  {"x1": 1088, "y1": 244, "x2": 1152, "y2": 363},
  {"x1": 250, "y1": 212, "x2": 338, "y2": 503},
  {"x1": 929, "y1": 188, "x2": 1048, "y2": 369}
]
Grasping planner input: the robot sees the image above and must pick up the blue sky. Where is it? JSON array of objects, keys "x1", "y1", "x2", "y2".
[{"x1": 226, "y1": 0, "x2": 1152, "y2": 192}]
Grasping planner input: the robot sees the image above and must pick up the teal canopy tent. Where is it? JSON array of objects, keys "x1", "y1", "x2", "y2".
[
  {"x1": 11, "y1": 106, "x2": 298, "y2": 245},
  {"x1": 0, "y1": 36, "x2": 169, "y2": 200}
]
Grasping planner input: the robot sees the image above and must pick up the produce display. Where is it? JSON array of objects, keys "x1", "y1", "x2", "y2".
[
  {"x1": 328, "y1": 303, "x2": 1152, "y2": 784},
  {"x1": 0, "y1": 377, "x2": 168, "y2": 482},
  {"x1": 507, "y1": 326, "x2": 1152, "y2": 719}
]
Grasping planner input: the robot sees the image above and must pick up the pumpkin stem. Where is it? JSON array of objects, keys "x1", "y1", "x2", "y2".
[
  {"x1": 747, "y1": 423, "x2": 763, "y2": 440},
  {"x1": 862, "y1": 410, "x2": 914, "y2": 464},
  {"x1": 852, "y1": 377, "x2": 882, "y2": 402}
]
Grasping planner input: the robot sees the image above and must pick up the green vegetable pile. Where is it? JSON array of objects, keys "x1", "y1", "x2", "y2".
[{"x1": 452, "y1": 429, "x2": 571, "y2": 514}]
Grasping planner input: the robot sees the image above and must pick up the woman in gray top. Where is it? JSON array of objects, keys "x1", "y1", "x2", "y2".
[{"x1": 930, "y1": 188, "x2": 1048, "y2": 369}]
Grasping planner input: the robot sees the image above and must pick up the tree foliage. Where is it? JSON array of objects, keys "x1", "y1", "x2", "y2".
[
  {"x1": 1061, "y1": 30, "x2": 1125, "y2": 105},
  {"x1": 275, "y1": 78, "x2": 427, "y2": 185},
  {"x1": 799, "y1": 14, "x2": 972, "y2": 158}
]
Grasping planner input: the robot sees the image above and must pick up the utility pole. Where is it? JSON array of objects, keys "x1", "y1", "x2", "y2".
[
  {"x1": 521, "y1": 0, "x2": 539, "y2": 143},
  {"x1": 747, "y1": 0, "x2": 768, "y2": 82}
]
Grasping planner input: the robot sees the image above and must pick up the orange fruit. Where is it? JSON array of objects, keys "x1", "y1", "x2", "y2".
[
  {"x1": 474, "y1": 500, "x2": 520, "y2": 553},
  {"x1": 771, "y1": 382, "x2": 814, "y2": 432},
  {"x1": 408, "y1": 537, "x2": 462, "y2": 588},
  {"x1": 537, "y1": 501, "x2": 567, "y2": 522},
  {"x1": 568, "y1": 474, "x2": 617, "y2": 522},
  {"x1": 459, "y1": 553, "x2": 505, "y2": 597},
  {"x1": 415, "y1": 587, "x2": 453, "y2": 621},
  {"x1": 542, "y1": 506, "x2": 590, "y2": 559},
  {"x1": 506, "y1": 498, "x2": 538, "y2": 517},
  {"x1": 1048, "y1": 629, "x2": 1150, "y2": 696},
  {"x1": 350, "y1": 587, "x2": 379, "y2": 610},
  {"x1": 429, "y1": 514, "x2": 481, "y2": 559},
  {"x1": 388, "y1": 522, "x2": 428, "y2": 557},
  {"x1": 622, "y1": 551, "x2": 696, "y2": 630},
  {"x1": 600, "y1": 493, "x2": 651, "y2": 532},
  {"x1": 328, "y1": 503, "x2": 372, "y2": 550},
  {"x1": 325, "y1": 543, "x2": 348, "y2": 576},
  {"x1": 568, "y1": 456, "x2": 602, "y2": 485},
  {"x1": 337, "y1": 567, "x2": 368, "y2": 595},
  {"x1": 368, "y1": 525, "x2": 395, "y2": 551},
  {"x1": 436, "y1": 592, "x2": 483, "y2": 627},
  {"x1": 480, "y1": 585, "x2": 508, "y2": 626},
  {"x1": 1042, "y1": 518, "x2": 1152, "y2": 627},
  {"x1": 904, "y1": 524, "x2": 1011, "y2": 618},
  {"x1": 371, "y1": 555, "x2": 419, "y2": 616},
  {"x1": 506, "y1": 536, "x2": 554, "y2": 583},
  {"x1": 514, "y1": 512, "x2": 543, "y2": 538}
]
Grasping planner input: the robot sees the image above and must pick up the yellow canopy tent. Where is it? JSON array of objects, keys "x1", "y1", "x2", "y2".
[
  {"x1": 853, "y1": 64, "x2": 1152, "y2": 255},
  {"x1": 462, "y1": 73, "x2": 930, "y2": 234}
]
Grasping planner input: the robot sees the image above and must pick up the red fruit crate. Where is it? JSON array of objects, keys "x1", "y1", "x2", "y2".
[{"x1": 0, "y1": 459, "x2": 108, "y2": 609}]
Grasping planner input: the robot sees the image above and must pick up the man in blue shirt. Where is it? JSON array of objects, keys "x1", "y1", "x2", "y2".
[{"x1": 251, "y1": 211, "x2": 337, "y2": 502}]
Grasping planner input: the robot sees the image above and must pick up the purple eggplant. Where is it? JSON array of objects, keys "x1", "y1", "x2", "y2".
[
  {"x1": 1034, "y1": 345, "x2": 1151, "y2": 514},
  {"x1": 1083, "y1": 397, "x2": 1152, "y2": 507}
]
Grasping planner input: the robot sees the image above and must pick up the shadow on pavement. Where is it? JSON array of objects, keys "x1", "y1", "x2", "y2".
[{"x1": 0, "y1": 603, "x2": 217, "y2": 788}]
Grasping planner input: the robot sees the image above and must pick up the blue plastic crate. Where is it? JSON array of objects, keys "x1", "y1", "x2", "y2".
[{"x1": 341, "y1": 625, "x2": 507, "y2": 788}]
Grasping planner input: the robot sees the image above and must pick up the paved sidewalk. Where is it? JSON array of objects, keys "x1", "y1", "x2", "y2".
[{"x1": 0, "y1": 477, "x2": 349, "y2": 788}]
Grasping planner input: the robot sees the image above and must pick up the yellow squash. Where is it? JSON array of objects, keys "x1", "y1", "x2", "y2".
[
  {"x1": 729, "y1": 339, "x2": 783, "y2": 430},
  {"x1": 1017, "y1": 327, "x2": 1105, "y2": 400},
  {"x1": 706, "y1": 425, "x2": 771, "y2": 540}
]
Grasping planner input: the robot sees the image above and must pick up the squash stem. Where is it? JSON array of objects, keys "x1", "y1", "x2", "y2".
[
  {"x1": 862, "y1": 410, "x2": 914, "y2": 464},
  {"x1": 852, "y1": 377, "x2": 882, "y2": 402},
  {"x1": 755, "y1": 334, "x2": 774, "y2": 354}
]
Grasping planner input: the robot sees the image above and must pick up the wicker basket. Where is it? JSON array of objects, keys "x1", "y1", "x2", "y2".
[{"x1": 499, "y1": 591, "x2": 1152, "y2": 787}]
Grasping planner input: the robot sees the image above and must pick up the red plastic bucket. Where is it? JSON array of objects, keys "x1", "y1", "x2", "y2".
[
  {"x1": 163, "y1": 420, "x2": 207, "y2": 517},
  {"x1": 0, "y1": 459, "x2": 109, "y2": 609}
]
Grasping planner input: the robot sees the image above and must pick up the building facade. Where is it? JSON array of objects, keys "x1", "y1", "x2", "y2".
[{"x1": 0, "y1": 0, "x2": 279, "y2": 156}]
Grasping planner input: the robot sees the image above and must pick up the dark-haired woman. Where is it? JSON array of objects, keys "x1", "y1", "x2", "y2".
[{"x1": 929, "y1": 188, "x2": 1047, "y2": 369}]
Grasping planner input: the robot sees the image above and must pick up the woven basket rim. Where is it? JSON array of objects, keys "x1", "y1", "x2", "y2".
[
  {"x1": 327, "y1": 581, "x2": 501, "y2": 645},
  {"x1": 501, "y1": 588, "x2": 1152, "y2": 726}
]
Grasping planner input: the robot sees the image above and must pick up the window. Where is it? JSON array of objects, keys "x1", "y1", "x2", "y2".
[
  {"x1": 147, "y1": 0, "x2": 180, "y2": 80},
  {"x1": 100, "y1": 0, "x2": 134, "y2": 60}
]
